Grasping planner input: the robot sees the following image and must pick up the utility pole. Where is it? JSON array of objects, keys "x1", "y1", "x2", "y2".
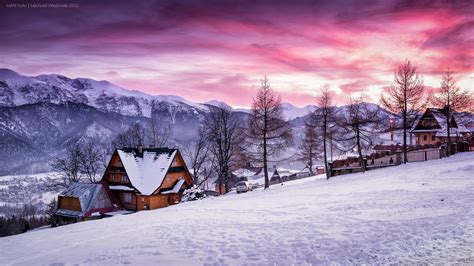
[
  {"x1": 330, "y1": 131, "x2": 333, "y2": 162},
  {"x1": 389, "y1": 119, "x2": 394, "y2": 145}
]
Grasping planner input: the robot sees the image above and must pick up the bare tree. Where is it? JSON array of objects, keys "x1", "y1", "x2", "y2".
[
  {"x1": 298, "y1": 114, "x2": 320, "y2": 175},
  {"x1": 381, "y1": 59, "x2": 425, "y2": 163},
  {"x1": 431, "y1": 69, "x2": 473, "y2": 156},
  {"x1": 207, "y1": 105, "x2": 241, "y2": 194},
  {"x1": 148, "y1": 117, "x2": 171, "y2": 147},
  {"x1": 50, "y1": 143, "x2": 83, "y2": 186},
  {"x1": 247, "y1": 76, "x2": 293, "y2": 189},
  {"x1": 338, "y1": 95, "x2": 386, "y2": 172},
  {"x1": 183, "y1": 125, "x2": 215, "y2": 187},
  {"x1": 78, "y1": 142, "x2": 102, "y2": 183},
  {"x1": 313, "y1": 86, "x2": 337, "y2": 179},
  {"x1": 113, "y1": 122, "x2": 146, "y2": 148}
]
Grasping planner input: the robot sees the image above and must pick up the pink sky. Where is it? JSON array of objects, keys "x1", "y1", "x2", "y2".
[{"x1": 0, "y1": 0, "x2": 472, "y2": 107}]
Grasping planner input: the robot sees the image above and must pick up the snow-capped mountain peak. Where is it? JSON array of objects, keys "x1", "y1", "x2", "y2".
[
  {"x1": 0, "y1": 68, "x2": 44, "y2": 87},
  {"x1": 0, "y1": 69, "x2": 213, "y2": 116},
  {"x1": 280, "y1": 102, "x2": 316, "y2": 120},
  {"x1": 204, "y1": 100, "x2": 233, "y2": 109}
]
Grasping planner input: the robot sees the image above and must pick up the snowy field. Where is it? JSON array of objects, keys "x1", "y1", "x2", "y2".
[{"x1": 1, "y1": 153, "x2": 473, "y2": 265}]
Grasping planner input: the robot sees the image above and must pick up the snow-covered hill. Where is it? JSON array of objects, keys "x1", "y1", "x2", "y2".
[{"x1": 1, "y1": 152, "x2": 473, "y2": 264}]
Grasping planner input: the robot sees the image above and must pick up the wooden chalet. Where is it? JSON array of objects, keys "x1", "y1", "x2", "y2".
[
  {"x1": 101, "y1": 147, "x2": 193, "y2": 211},
  {"x1": 54, "y1": 182, "x2": 121, "y2": 225},
  {"x1": 411, "y1": 108, "x2": 470, "y2": 145},
  {"x1": 252, "y1": 167, "x2": 297, "y2": 184}
]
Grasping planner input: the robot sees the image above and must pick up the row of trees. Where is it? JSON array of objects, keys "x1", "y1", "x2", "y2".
[
  {"x1": 298, "y1": 60, "x2": 470, "y2": 173},
  {"x1": 185, "y1": 76, "x2": 294, "y2": 192},
  {"x1": 290, "y1": 60, "x2": 472, "y2": 180},
  {"x1": 382, "y1": 60, "x2": 472, "y2": 159},
  {"x1": 298, "y1": 88, "x2": 386, "y2": 176},
  {"x1": 50, "y1": 60, "x2": 472, "y2": 192},
  {"x1": 50, "y1": 116, "x2": 173, "y2": 186},
  {"x1": 0, "y1": 203, "x2": 52, "y2": 237},
  {"x1": 50, "y1": 142, "x2": 106, "y2": 186}
]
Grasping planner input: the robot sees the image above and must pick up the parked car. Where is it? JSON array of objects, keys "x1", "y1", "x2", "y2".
[{"x1": 236, "y1": 181, "x2": 253, "y2": 193}]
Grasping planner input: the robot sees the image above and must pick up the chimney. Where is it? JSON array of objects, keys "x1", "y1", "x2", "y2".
[{"x1": 138, "y1": 145, "x2": 143, "y2": 155}]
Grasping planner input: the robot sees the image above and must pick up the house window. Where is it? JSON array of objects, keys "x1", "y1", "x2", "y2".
[
  {"x1": 121, "y1": 175, "x2": 128, "y2": 182},
  {"x1": 166, "y1": 176, "x2": 171, "y2": 182},
  {"x1": 423, "y1": 135, "x2": 427, "y2": 141},
  {"x1": 111, "y1": 174, "x2": 116, "y2": 181},
  {"x1": 431, "y1": 135, "x2": 435, "y2": 141},
  {"x1": 124, "y1": 193, "x2": 132, "y2": 203},
  {"x1": 141, "y1": 197, "x2": 145, "y2": 203}
]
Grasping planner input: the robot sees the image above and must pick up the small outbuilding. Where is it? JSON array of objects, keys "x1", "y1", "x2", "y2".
[{"x1": 54, "y1": 182, "x2": 120, "y2": 225}]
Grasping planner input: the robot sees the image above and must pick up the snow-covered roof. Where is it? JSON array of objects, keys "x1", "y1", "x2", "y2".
[
  {"x1": 161, "y1": 179, "x2": 186, "y2": 195},
  {"x1": 232, "y1": 168, "x2": 257, "y2": 178},
  {"x1": 435, "y1": 126, "x2": 470, "y2": 137},
  {"x1": 276, "y1": 168, "x2": 300, "y2": 175},
  {"x1": 412, "y1": 108, "x2": 471, "y2": 135},
  {"x1": 430, "y1": 108, "x2": 447, "y2": 126},
  {"x1": 109, "y1": 185, "x2": 135, "y2": 191},
  {"x1": 117, "y1": 149, "x2": 177, "y2": 195},
  {"x1": 251, "y1": 167, "x2": 275, "y2": 179}
]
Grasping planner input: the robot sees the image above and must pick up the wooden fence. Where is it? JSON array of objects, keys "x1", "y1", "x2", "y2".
[{"x1": 328, "y1": 142, "x2": 470, "y2": 177}]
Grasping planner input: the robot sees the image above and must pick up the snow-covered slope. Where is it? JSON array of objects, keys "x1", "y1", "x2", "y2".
[{"x1": 2, "y1": 152, "x2": 473, "y2": 264}]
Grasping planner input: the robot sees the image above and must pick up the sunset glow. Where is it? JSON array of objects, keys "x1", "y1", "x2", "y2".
[{"x1": 0, "y1": 0, "x2": 472, "y2": 106}]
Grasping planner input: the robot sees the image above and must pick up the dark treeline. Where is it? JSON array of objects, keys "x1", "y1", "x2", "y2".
[{"x1": 0, "y1": 200, "x2": 56, "y2": 237}]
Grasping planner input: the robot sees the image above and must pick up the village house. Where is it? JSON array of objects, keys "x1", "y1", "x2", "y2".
[
  {"x1": 102, "y1": 147, "x2": 193, "y2": 211},
  {"x1": 411, "y1": 108, "x2": 471, "y2": 145}
]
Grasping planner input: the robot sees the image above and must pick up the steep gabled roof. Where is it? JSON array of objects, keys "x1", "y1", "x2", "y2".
[
  {"x1": 232, "y1": 168, "x2": 258, "y2": 178},
  {"x1": 117, "y1": 148, "x2": 177, "y2": 195},
  {"x1": 412, "y1": 108, "x2": 470, "y2": 134}
]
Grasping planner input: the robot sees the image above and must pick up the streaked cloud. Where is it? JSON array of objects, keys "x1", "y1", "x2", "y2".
[{"x1": 0, "y1": 0, "x2": 472, "y2": 106}]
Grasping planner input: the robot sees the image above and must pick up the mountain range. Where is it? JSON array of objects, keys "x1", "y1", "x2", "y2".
[{"x1": 0, "y1": 68, "x2": 391, "y2": 175}]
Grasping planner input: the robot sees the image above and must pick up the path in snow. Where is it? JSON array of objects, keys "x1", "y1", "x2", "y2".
[{"x1": 1, "y1": 152, "x2": 473, "y2": 265}]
